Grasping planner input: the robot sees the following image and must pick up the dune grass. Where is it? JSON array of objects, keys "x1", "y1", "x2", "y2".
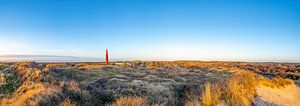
[
  {"x1": 201, "y1": 83, "x2": 221, "y2": 106},
  {"x1": 60, "y1": 99, "x2": 77, "y2": 106},
  {"x1": 108, "y1": 96, "x2": 147, "y2": 106},
  {"x1": 0, "y1": 82, "x2": 63, "y2": 106},
  {"x1": 186, "y1": 71, "x2": 295, "y2": 106}
]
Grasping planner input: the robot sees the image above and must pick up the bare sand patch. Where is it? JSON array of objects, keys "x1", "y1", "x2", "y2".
[{"x1": 255, "y1": 85, "x2": 300, "y2": 106}]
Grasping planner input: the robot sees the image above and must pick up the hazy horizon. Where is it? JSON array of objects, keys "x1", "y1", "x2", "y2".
[
  {"x1": 0, "y1": 54, "x2": 299, "y2": 63},
  {"x1": 1, "y1": 0, "x2": 300, "y2": 62}
]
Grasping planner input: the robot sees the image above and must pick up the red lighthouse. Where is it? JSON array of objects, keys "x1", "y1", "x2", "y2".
[{"x1": 105, "y1": 49, "x2": 109, "y2": 64}]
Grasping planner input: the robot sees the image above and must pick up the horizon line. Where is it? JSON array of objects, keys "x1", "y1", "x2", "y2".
[{"x1": 0, "y1": 54, "x2": 299, "y2": 63}]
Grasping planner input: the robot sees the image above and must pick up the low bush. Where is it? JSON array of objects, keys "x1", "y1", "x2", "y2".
[{"x1": 0, "y1": 71, "x2": 22, "y2": 94}]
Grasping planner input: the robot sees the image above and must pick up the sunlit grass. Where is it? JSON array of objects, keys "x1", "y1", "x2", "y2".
[
  {"x1": 185, "y1": 71, "x2": 295, "y2": 106},
  {"x1": 109, "y1": 96, "x2": 147, "y2": 106}
]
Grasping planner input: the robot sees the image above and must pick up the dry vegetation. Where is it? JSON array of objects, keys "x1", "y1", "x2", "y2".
[
  {"x1": 0, "y1": 61, "x2": 298, "y2": 105},
  {"x1": 185, "y1": 71, "x2": 294, "y2": 106},
  {"x1": 109, "y1": 96, "x2": 147, "y2": 106}
]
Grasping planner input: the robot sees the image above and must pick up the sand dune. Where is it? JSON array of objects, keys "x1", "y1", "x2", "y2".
[{"x1": 255, "y1": 85, "x2": 300, "y2": 106}]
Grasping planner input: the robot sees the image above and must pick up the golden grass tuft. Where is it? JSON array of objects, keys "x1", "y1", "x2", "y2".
[
  {"x1": 109, "y1": 96, "x2": 147, "y2": 106},
  {"x1": 185, "y1": 83, "x2": 222, "y2": 106},
  {"x1": 222, "y1": 71, "x2": 256, "y2": 106},
  {"x1": 69, "y1": 80, "x2": 80, "y2": 91},
  {"x1": 60, "y1": 99, "x2": 77, "y2": 106},
  {"x1": 257, "y1": 76, "x2": 293, "y2": 88},
  {"x1": 202, "y1": 83, "x2": 212, "y2": 106},
  {"x1": 0, "y1": 73, "x2": 5, "y2": 84},
  {"x1": 201, "y1": 83, "x2": 221, "y2": 106},
  {"x1": 185, "y1": 101, "x2": 201, "y2": 106}
]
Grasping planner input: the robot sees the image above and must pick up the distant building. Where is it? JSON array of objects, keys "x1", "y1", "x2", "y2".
[{"x1": 106, "y1": 49, "x2": 109, "y2": 64}]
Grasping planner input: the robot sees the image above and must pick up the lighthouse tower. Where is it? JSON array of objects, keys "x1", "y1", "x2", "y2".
[{"x1": 105, "y1": 49, "x2": 109, "y2": 64}]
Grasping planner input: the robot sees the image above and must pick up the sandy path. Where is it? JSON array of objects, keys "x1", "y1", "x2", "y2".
[{"x1": 255, "y1": 85, "x2": 300, "y2": 106}]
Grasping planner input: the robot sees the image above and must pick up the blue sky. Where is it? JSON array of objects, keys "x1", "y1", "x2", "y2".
[{"x1": 0, "y1": 0, "x2": 299, "y2": 62}]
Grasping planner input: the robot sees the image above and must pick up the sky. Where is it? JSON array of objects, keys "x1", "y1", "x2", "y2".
[{"x1": 0, "y1": 0, "x2": 300, "y2": 62}]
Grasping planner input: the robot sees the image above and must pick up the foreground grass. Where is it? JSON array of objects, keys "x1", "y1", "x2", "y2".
[
  {"x1": 0, "y1": 82, "x2": 63, "y2": 106},
  {"x1": 106, "y1": 71, "x2": 294, "y2": 106},
  {"x1": 185, "y1": 71, "x2": 294, "y2": 106}
]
